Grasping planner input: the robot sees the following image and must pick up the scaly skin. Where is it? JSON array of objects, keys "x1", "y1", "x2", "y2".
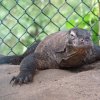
[
  {"x1": 1, "y1": 28, "x2": 100, "y2": 86},
  {"x1": 0, "y1": 41, "x2": 40, "y2": 65}
]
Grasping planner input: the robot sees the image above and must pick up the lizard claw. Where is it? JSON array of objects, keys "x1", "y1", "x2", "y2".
[{"x1": 10, "y1": 72, "x2": 33, "y2": 86}]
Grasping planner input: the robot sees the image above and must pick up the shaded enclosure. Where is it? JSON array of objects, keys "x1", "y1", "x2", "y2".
[{"x1": 0, "y1": 0, "x2": 99, "y2": 55}]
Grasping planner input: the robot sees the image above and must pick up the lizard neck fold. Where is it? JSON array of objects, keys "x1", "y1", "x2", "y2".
[{"x1": 83, "y1": 46, "x2": 96, "y2": 64}]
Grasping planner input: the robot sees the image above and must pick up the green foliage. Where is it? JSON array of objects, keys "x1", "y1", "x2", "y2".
[
  {"x1": 66, "y1": 0, "x2": 99, "y2": 44},
  {"x1": 0, "y1": 0, "x2": 99, "y2": 55}
]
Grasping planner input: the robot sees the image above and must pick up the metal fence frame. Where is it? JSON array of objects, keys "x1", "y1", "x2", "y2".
[{"x1": 0, "y1": 0, "x2": 99, "y2": 55}]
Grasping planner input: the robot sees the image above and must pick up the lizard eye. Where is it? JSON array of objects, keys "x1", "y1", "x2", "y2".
[
  {"x1": 70, "y1": 30, "x2": 76, "y2": 40},
  {"x1": 85, "y1": 37, "x2": 90, "y2": 41}
]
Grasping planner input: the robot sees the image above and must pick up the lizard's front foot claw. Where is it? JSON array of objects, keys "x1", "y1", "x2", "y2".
[{"x1": 10, "y1": 71, "x2": 33, "y2": 86}]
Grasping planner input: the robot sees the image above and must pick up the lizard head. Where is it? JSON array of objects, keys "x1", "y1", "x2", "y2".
[{"x1": 67, "y1": 28, "x2": 93, "y2": 48}]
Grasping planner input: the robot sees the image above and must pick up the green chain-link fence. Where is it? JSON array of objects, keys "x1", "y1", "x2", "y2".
[{"x1": 0, "y1": 0, "x2": 99, "y2": 55}]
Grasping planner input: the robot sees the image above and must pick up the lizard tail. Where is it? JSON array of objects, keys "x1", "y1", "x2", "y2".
[
  {"x1": 0, "y1": 55, "x2": 23, "y2": 65},
  {"x1": 0, "y1": 41, "x2": 40, "y2": 65}
]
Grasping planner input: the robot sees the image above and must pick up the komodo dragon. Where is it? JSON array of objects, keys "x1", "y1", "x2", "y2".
[{"x1": 0, "y1": 28, "x2": 100, "y2": 85}]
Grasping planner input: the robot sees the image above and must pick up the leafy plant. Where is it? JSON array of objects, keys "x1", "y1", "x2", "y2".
[{"x1": 0, "y1": 0, "x2": 99, "y2": 55}]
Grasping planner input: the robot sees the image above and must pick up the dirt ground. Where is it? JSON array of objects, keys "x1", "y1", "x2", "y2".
[{"x1": 0, "y1": 62, "x2": 100, "y2": 100}]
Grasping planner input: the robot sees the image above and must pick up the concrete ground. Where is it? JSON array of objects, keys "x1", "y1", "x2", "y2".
[{"x1": 0, "y1": 62, "x2": 100, "y2": 100}]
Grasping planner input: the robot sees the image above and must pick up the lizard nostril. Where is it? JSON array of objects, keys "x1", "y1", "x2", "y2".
[
  {"x1": 80, "y1": 39, "x2": 84, "y2": 44},
  {"x1": 81, "y1": 39, "x2": 84, "y2": 42}
]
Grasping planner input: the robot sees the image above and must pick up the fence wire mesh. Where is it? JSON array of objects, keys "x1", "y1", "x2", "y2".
[{"x1": 0, "y1": 0, "x2": 99, "y2": 55}]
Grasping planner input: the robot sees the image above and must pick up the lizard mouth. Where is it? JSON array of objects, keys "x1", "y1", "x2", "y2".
[
  {"x1": 74, "y1": 45, "x2": 92, "y2": 49},
  {"x1": 67, "y1": 44, "x2": 93, "y2": 49}
]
